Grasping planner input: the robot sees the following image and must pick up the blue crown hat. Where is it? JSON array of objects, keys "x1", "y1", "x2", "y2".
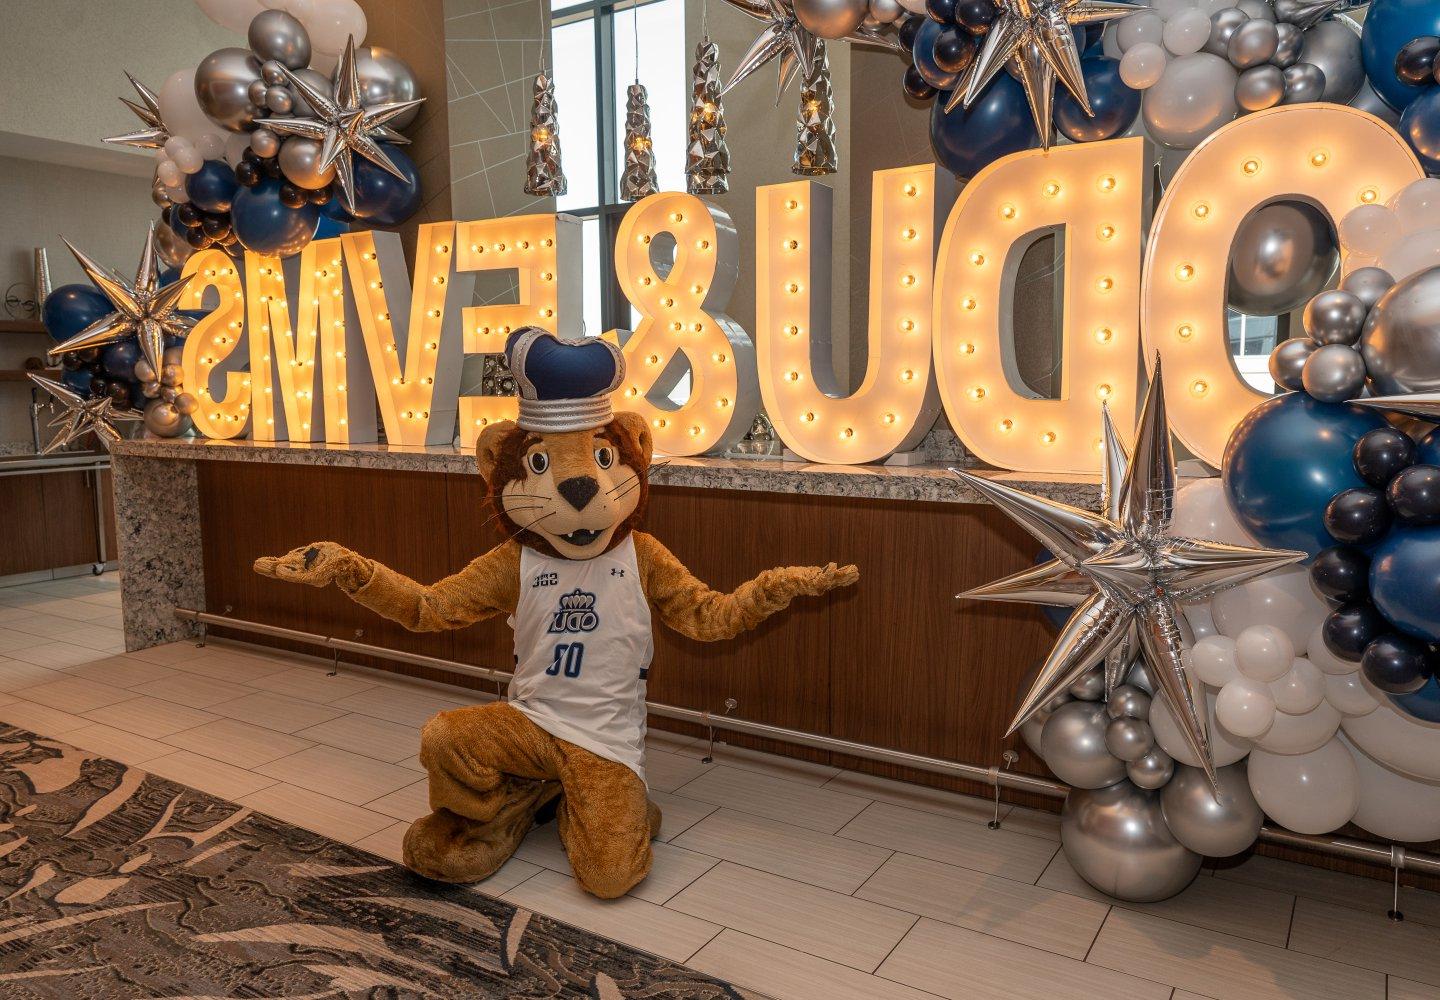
[{"x1": 504, "y1": 326, "x2": 626, "y2": 433}]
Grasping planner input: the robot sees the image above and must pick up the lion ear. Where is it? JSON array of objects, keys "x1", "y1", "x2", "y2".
[
  {"x1": 476, "y1": 420, "x2": 518, "y2": 480},
  {"x1": 610, "y1": 411, "x2": 652, "y2": 468}
]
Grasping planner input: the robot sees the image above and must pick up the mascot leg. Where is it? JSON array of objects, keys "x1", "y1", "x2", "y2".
[
  {"x1": 553, "y1": 744, "x2": 653, "y2": 899},
  {"x1": 405, "y1": 702, "x2": 562, "y2": 884}
]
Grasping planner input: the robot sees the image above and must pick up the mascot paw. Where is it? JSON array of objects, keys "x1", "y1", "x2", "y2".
[
  {"x1": 254, "y1": 541, "x2": 363, "y2": 589},
  {"x1": 799, "y1": 562, "x2": 860, "y2": 596},
  {"x1": 402, "y1": 809, "x2": 507, "y2": 884}
]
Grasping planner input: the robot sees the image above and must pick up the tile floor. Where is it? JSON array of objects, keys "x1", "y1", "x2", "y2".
[{"x1": 1, "y1": 573, "x2": 1439, "y2": 999}]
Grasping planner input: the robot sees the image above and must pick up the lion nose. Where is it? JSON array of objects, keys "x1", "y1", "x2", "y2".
[{"x1": 558, "y1": 475, "x2": 599, "y2": 511}]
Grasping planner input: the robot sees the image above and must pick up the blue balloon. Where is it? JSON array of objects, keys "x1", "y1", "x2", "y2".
[
  {"x1": 158, "y1": 266, "x2": 182, "y2": 287},
  {"x1": 129, "y1": 379, "x2": 150, "y2": 409},
  {"x1": 351, "y1": 144, "x2": 422, "y2": 226},
  {"x1": 322, "y1": 196, "x2": 355, "y2": 223},
  {"x1": 1390, "y1": 678, "x2": 1440, "y2": 723},
  {"x1": 102, "y1": 340, "x2": 140, "y2": 379},
  {"x1": 1370, "y1": 524, "x2": 1440, "y2": 642},
  {"x1": 314, "y1": 214, "x2": 351, "y2": 241},
  {"x1": 1400, "y1": 87, "x2": 1440, "y2": 175},
  {"x1": 1418, "y1": 427, "x2": 1440, "y2": 466},
  {"x1": 1223, "y1": 392, "x2": 1389, "y2": 559},
  {"x1": 931, "y1": 73, "x2": 1039, "y2": 180},
  {"x1": 231, "y1": 178, "x2": 320, "y2": 257},
  {"x1": 41, "y1": 283, "x2": 112, "y2": 344},
  {"x1": 1055, "y1": 57, "x2": 1140, "y2": 143},
  {"x1": 61, "y1": 367, "x2": 93, "y2": 396},
  {"x1": 913, "y1": 20, "x2": 959, "y2": 90},
  {"x1": 1362, "y1": 0, "x2": 1440, "y2": 112},
  {"x1": 185, "y1": 159, "x2": 240, "y2": 213}
]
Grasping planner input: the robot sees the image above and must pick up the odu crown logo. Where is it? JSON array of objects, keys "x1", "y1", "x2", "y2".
[{"x1": 548, "y1": 589, "x2": 599, "y2": 634}]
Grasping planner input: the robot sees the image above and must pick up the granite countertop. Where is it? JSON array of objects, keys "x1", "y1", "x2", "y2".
[{"x1": 110, "y1": 436, "x2": 1107, "y2": 507}]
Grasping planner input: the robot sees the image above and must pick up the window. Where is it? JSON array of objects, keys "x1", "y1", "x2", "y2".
[{"x1": 550, "y1": 0, "x2": 687, "y2": 338}]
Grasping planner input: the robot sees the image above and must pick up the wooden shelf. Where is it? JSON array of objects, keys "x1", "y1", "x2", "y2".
[
  {"x1": 0, "y1": 320, "x2": 47, "y2": 335},
  {"x1": 0, "y1": 368, "x2": 58, "y2": 383}
]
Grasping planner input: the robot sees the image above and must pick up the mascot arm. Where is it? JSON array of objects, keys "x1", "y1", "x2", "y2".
[
  {"x1": 633, "y1": 531, "x2": 858, "y2": 642},
  {"x1": 255, "y1": 540, "x2": 522, "y2": 632}
]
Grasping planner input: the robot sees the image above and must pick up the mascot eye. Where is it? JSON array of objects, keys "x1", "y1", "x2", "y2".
[
  {"x1": 527, "y1": 451, "x2": 549, "y2": 475},
  {"x1": 595, "y1": 446, "x2": 615, "y2": 470}
]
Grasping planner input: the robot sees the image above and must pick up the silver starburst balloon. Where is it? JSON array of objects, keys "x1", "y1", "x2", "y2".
[
  {"x1": 1274, "y1": 0, "x2": 1346, "y2": 31},
  {"x1": 103, "y1": 73, "x2": 170, "y2": 150},
  {"x1": 28, "y1": 374, "x2": 142, "y2": 455},
  {"x1": 944, "y1": 0, "x2": 1141, "y2": 149},
  {"x1": 46, "y1": 224, "x2": 197, "y2": 375},
  {"x1": 1349, "y1": 393, "x2": 1440, "y2": 422},
  {"x1": 954, "y1": 359, "x2": 1305, "y2": 787},
  {"x1": 269, "y1": 36, "x2": 425, "y2": 215},
  {"x1": 721, "y1": 0, "x2": 896, "y2": 102}
]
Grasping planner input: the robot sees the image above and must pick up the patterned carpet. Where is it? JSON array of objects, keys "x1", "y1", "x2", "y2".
[{"x1": 0, "y1": 724, "x2": 743, "y2": 999}]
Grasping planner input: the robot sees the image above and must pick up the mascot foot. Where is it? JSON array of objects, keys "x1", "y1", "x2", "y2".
[
  {"x1": 647, "y1": 799, "x2": 662, "y2": 840},
  {"x1": 403, "y1": 809, "x2": 505, "y2": 884}
]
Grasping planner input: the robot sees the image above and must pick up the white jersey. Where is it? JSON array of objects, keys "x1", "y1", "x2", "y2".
[{"x1": 507, "y1": 535, "x2": 653, "y2": 783}]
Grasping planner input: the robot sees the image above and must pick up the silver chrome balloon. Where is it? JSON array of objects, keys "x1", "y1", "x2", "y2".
[
  {"x1": 143, "y1": 400, "x2": 188, "y2": 437},
  {"x1": 1282, "y1": 61, "x2": 1326, "y2": 103},
  {"x1": 1304, "y1": 289, "x2": 1367, "y2": 344},
  {"x1": 250, "y1": 127, "x2": 281, "y2": 158},
  {"x1": 1235, "y1": 64, "x2": 1284, "y2": 111},
  {"x1": 247, "y1": 79, "x2": 270, "y2": 107},
  {"x1": 1126, "y1": 659, "x2": 1156, "y2": 696},
  {"x1": 1226, "y1": 201, "x2": 1338, "y2": 315},
  {"x1": 1126, "y1": 747, "x2": 1175, "y2": 789},
  {"x1": 261, "y1": 59, "x2": 289, "y2": 86},
  {"x1": 1302, "y1": 343, "x2": 1367, "y2": 402},
  {"x1": 1107, "y1": 684, "x2": 1152, "y2": 720},
  {"x1": 248, "y1": 9, "x2": 312, "y2": 71},
  {"x1": 1269, "y1": 337, "x2": 1318, "y2": 391},
  {"x1": 194, "y1": 47, "x2": 263, "y2": 132},
  {"x1": 1236, "y1": 0, "x2": 1276, "y2": 21},
  {"x1": 277, "y1": 136, "x2": 336, "y2": 190},
  {"x1": 1300, "y1": 19, "x2": 1364, "y2": 103},
  {"x1": 1272, "y1": 22, "x2": 1303, "y2": 67},
  {"x1": 1061, "y1": 781, "x2": 1203, "y2": 902},
  {"x1": 1275, "y1": 0, "x2": 1346, "y2": 31},
  {"x1": 174, "y1": 392, "x2": 199, "y2": 416},
  {"x1": 792, "y1": 0, "x2": 869, "y2": 40},
  {"x1": 1105, "y1": 716, "x2": 1155, "y2": 762},
  {"x1": 1160, "y1": 762, "x2": 1264, "y2": 857},
  {"x1": 356, "y1": 47, "x2": 423, "y2": 131},
  {"x1": 266, "y1": 86, "x2": 295, "y2": 115},
  {"x1": 1069, "y1": 668, "x2": 1107, "y2": 702},
  {"x1": 1205, "y1": 8, "x2": 1249, "y2": 58},
  {"x1": 288, "y1": 67, "x2": 334, "y2": 118},
  {"x1": 1359, "y1": 267, "x2": 1440, "y2": 396},
  {"x1": 1228, "y1": 19, "x2": 1279, "y2": 68},
  {"x1": 1340, "y1": 266, "x2": 1394, "y2": 312},
  {"x1": 720, "y1": 0, "x2": 897, "y2": 103},
  {"x1": 1041, "y1": 702, "x2": 1127, "y2": 789},
  {"x1": 140, "y1": 380, "x2": 162, "y2": 399}
]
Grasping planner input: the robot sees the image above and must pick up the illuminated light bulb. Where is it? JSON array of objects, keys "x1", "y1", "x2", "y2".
[
  {"x1": 786, "y1": 282, "x2": 801, "y2": 294},
  {"x1": 626, "y1": 386, "x2": 640, "y2": 398},
  {"x1": 639, "y1": 234, "x2": 652, "y2": 244},
  {"x1": 882, "y1": 412, "x2": 897, "y2": 425},
  {"x1": 901, "y1": 227, "x2": 917, "y2": 240},
  {"x1": 540, "y1": 307, "x2": 555, "y2": 318},
  {"x1": 661, "y1": 296, "x2": 675, "y2": 307},
  {"x1": 671, "y1": 321, "x2": 683, "y2": 332},
  {"x1": 542, "y1": 271, "x2": 554, "y2": 281},
  {"x1": 422, "y1": 376, "x2": 434, "y2": 385},
  {"x1": 695, "y1": 239, "x2": 711, "y2": 250},
  {"x1": 1175, "y1": 263, "x2": 1195, "y2": 281},
  {"x1": 802, "y1": 410, "x2": 816, "y2": 422},
  {"x1": 785, "y1": 370, "x2": 801, "y2": 382},
  {"x1": 1192, "y1": 202, "x2": 1210, "y2": 220},
  {"x1": 470, "y1": 243, "x2": 481, "y2": 253},
  {"x1": 1097, "y1": 224, "x2": 1115, "y2": 241},
  {"x1": 785, "y1": 199, "x2": 799, "y2": 210},
  {"x1": 1043, "y1": 181, "x2": 1061, "y2": 197},
  {"x1": 385, "y1": 343, "x2": 396, "y2": 352},
  {"x1": 900, "y1": 273, "x2": 917, "y2": 287},
  {"x1": 713, "y1": 352, "x2": 728, "y2": 364},
  {"x1": 969, "y1": 251, "x2": 986, "y2": 267},
  {"x1": 647, "y1": 353, "x2": 660, "y2": 365},
  {"x1": 998, "y1": 418, "x2": 1013, "y2": 432},
  {"x1": 785, "y1": 324, "x2": 800, "y2": 336},
  {"x1": 654, "y1": 417, "x2": 668, "y2": 429},
  {"x1": 1360, "y1": 187, "x2": 1379, "y2": 204},
  {"x1": 437, "y1": 243, "x2": 450, "y2": 253},
  {"x1": 433, "y1": 275, "x2": 446, "y2": 285},
  {"x1": 1094, "y1": 327, "x2": 1113, "y2": 343},
  {"x1": 338, "y1": 417, "x2": 347, "y2": 426},
  {"x1": 717, "y1": 397, "x2": 731, "y2": 408},
  {"x1": 641, "y1": 276, "x2": 653, "y2": 286},
  {"x1": 495, "y1": 242, "x2": 507, "y2": 252},
  {"x1": 1242, "y1": 158, "x2": 1260, "y2": 175},
  {"x1": 1097, "y1": 175, "x2": 1116, "y2": 192},
  {"x1": 1040, "y1": 431, "x2": 1056, "y2": 444},
  {"x1": 1096, "y1": 383, "x2": 1113, "y2": 399},
  {"x1": 670, "y1": 211, "x2": 685, "y2": 223},
  {"x1": 839, "y1": 427, "x2": 854, "y2": 439},
  {"x1": 959, "y1": 342, "x2": 975, "y2": 355},
  {"x1": 1000, "y1": 203, "x2": 1017, "y2": 220},
  {"x1": 969, "y1": 386, "x2": 986, "y2": 400},
  {"x1": 1310, "y1": 150, "x2": 1329, "y2": 167},
  {"x1": 368, "y1": 281, "x2": 380, "y2": 290},
  {"x1": 1177, "y1": 323, "x2": 1194, "y2": 340},
  {"x1": 900, "y1": 318, "x2": 917, "y2": 331},
  {"x1": 691, "y1": 322, "x2": 703, "y2": 332},
  {"x1": 899, "y1": 368, "x2": 915, "y2": 383},
  {"x1": 542, "y1": 237, "x2": 553, "y2": 247},
  {"x1": 428, "y1": 308, "x2": 441, "y2": 318},
  {"x1": 378, "y1": 312, "x2": 390, "y2": 321},
  {"x1": 1191, "y1": 379, "x2": 1209, "y2": 397},
  {"x1": 336, "y1": 383, "x2": 346, "y2": 392},
  {"x1": 784, "y1": 238, "x2": 800, "y2": 250},
  {"x1": 692, "y1": 283, "x2": 704, "y2": 294},
  {"x1": 520, "y1": 239, "x2": 531, "y2": 250},
  {"x1": 1096, "y1": 276, "x2": 1114, "y2": 292},
  {"x1": 961, "y1": 297, "x2": 977, "y2": 311}
]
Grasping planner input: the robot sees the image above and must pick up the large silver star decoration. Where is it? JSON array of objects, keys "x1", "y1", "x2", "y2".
[
  {"x1": 103, "y1": 72, "x2": 170, "y2": 150},
  {"x1": 721, "y1": 0, "x2": 896, "y2": 102},
  {"x1": 1350, "y1": 393, "x2": 1440, "y2": 422},
  {"x1": 945, "y1": 0, "x2": 1140, "y2": 149},
  {"x1": 1274, "y1": 0, "x2": 1346, "y2": 31},
  {"x1": 269, "y1": 36, "x2": 426, "y2": 215},
  {"x1": 46, "y1": 223, "x2": 197, "y2": 375},
  {"x1": 954, "y1": 359, "x2": 1305, "y2": 786},
  {"x1": 28, "y1": 374, "x2": 142, "y2": 455}
]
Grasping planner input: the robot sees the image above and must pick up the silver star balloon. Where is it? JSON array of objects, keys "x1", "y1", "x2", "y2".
[
  {"x1": 46, "y1": 223, "x2": 197, "y2": 374},
  {"x1": 103, "y1": 73, "x2": 170, "y2": 150},
  {"x1": 1274, "y1": 0, "x2": 1346, "y2": 30},
  {"x1": 28, "y1": 374, "x2": 142, "y2": 455},
  {"x1": 721, "y1": 0, "x2": 896, "y2": 103},
  {"x1": 944, "y1": 0, "x2": 1141, "y2": 149},
  {"x1": 270, "y1": 36, "x2": 426, "y2": 214},
  {"x1": 954, "y1": 359, "x2": 1305, "y2": 787},
  {"x1": 1349, "y1": 393, "x2": 1440, "y2": 423}
]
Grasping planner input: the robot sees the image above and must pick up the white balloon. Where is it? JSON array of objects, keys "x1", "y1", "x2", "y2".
[
  {"x1": 1344, "y1": 736, "x2": 1440, "y2": 842},
  {"x1": 1102, "y1": 23, "x2": 1125, "y2": 60},
  {"x1": 896, "y1": 0, "x2": 928, "y2": 11},
  {"x1": 1182, "y1": 601, "x2": 1218, "y2": 639},
  {"x1": 1270, "y1": 659, "x2": 1325, "y2": 715},
  {"x1": 1249, "y1": 738, "x2": 1359, "y2": 834},
  {"x1": 1326, "y1": 670, "x2": 1379, "y2": 717},
  {"x1": 301, "y1": 0, "x2": 367, "y2": 54},
  {"x1": 157, "y1": 159, "x2": 182, "y2": 187},
  {"x1": 1339, "y1": 204, "x2": 1401, "y2": 257},
  {"x1": 159, "y1": 68, "x2": 221, "y2": 147},
  {"x1": 1120, "y1": 42, "x2": 1168, "y2": 89},
  {"x1": 173, "y1": 145, "x2": 204, "y2": 174},
  {"x1": 1152, "y1": 0, "x2": 1190, "y2": 18},
  {"x1": 1394, "y1": 178, "x2": 1440, "y2": 235},
  {"x1": 223, "y1": 130, "x2": 252, "y2": 168},
  {"x1": 1379, "y1": 230, "x2": 1440, "y2": 283},
  {"x1": 1187, "y1": 635, "x2": 1239, "y2": 687},
  {"x1": 194, "y1": 131, "x2": 227, "y2": 161},
  {"x1": 1307, "y1": 623, "x2": 1358, "y2": 676},
  {"x1": 194, "y1": 0, "x2": 268, "y2": 34},
  {"x1": 1253, "y1": 700, "x2": 1340, "y2": 754},
  {"x1": 1162, "y1": 9, "x2": 1212, "y2": 55},
  {"x1": 1215, "y1": 678, "x2": 1276, "y2": 738},
  {"x1": 1235, "y1": 625, "x2": 1295, "y2": 682},
  {"x1": 1211, "y1": 565, "x2": 1326, "y2": 655},
  {"x1": 1342, "y1": 703, "x2": 1440, "y2": 781},
  {"x1": 164, "y1": 182, "x2": 190, "y2": 205},
  {"x1": 1172, "y1": 478, "x2": 1256, "y2": 545},
  {"x1": 1117, "y1": 12, "x2": 1164, "y2": 51},
  {"x1": 1151, "y1": 688, "x2": 1253, "y2": 767}
]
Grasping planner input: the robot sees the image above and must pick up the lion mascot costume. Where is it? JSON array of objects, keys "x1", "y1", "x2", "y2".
[{"x1": 256, "y1": 327, "x2": 858, "y2": 898}]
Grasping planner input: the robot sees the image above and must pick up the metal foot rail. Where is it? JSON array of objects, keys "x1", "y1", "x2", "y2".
[{"x1": 172, "y1": 607, "x2": 1440, "y2": 883}]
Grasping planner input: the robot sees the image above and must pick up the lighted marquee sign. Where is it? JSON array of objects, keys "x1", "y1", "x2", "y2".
[{"x1": 175, "y1": 105, "x2": 1420, "y2": 473}]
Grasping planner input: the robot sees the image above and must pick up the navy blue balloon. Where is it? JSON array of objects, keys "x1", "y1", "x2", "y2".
[
  {"x1": 1223, "y1": 392, "x2": 1389, "y2": 559},
  {"x1": 101, "y1": 340, "x2": 140, "y2": 379},
  {"x1": 61, "y1": 367, "x2": 93, "y2": 396},
  {"x1": 1055, "y1": 57, "x2": 1139, "y2": 143},
  {"x1": 322, "y1": 196, "x2": 356, "y2": 223},
  {"x1": 314, "y1": 215, "x2": 351, "y2": 241},
  {"x1": 1370, "y1": 524, "x2": 1440, "y2": 642},
  {"x1": 1399, "y1": 87, "x2": 1440, "y2": 175},
  {"x1": 41, "y1": 283, "x2": 111, "y2": 344},
  {"x1": 1390, "y1": 678, "x2": 1440, "y2": 723},
  {"x1": 1362, "y1": 0, "x2": 1440, "y2": 112},
  {"x1": 930, "y1": 73, "x2": 1039, "y2": 180},
  {"x1": 231, "y1": 178, "x2": 320, "y2": 257},
  {"x1": 1419, "y1": 427, "x2": 1440, "y2": 466},
  {"x1": 129, "y1": 379, "x2": 149, "y2": 409},
  {"x1": 185, "y1": 159, "x2": 240, "y2": 213},
  {"x1": 351, "y1": 144, "x2": 422, "y2": 226},
  {"x1": 914, "y1": 20, "x2": 960, "y2": 90}
]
